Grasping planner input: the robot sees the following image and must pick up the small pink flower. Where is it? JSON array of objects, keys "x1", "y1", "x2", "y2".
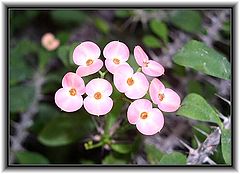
[
  {"x1": 73, "y1": 41, "x2": 103, "y2": 77},
  {"x1": 84, "y1": 78, "x2": 113, "y2": 116},
  {"x1": 41, "y1": 33, "x2": 60, "y2": 51},
  {"x1": 114, "y1": 64, "x2": 149, "y2": 99},
  {"x1": 134, "y1": 46, "x2": 164, "y2": 77},
  {"x1": 149, "y1": 78, "x2": 181, "y2": 112},
  {"x1": 127, "y1": 99, "x2": 164, "y2": 135},
  {"x1": 103, "y1": 41, "x2": 130, "y2": 74},
  {"x1": 55, "y1": 72, "x2": 85, "y2": 112}
]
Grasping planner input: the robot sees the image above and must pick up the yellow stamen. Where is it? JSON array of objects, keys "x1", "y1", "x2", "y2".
[
  {"x1": 113, "y1": 58, "x2": 120, "y2": 64},
  {"x1": 140, "y1": 112, "x2": 148, "y2": 119},
  {"x1": 158, "y1": 93, "x2": 165, "y2": 101},
  {"x1": 86, "y1": 59, "x2": 93, "y2": 66},
  {"x1": 69, "y1": 88, "x2": 77, "y2": 96},
  {"x1": 94, "y1": 92, "x2": 102, "y2": 100},
  {"x1": 127, "y1": 77, "x2": 134, "y2": 86}
]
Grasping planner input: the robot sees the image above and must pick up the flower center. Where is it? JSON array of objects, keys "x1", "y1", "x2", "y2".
[
  {"x1": 140, "y1": 112, "x2": 148, "y2": 119},
  {"x1": 158, "y1": 93, "x2": 165, "y2": 101},
  {"x1": 94, "y1": 92, "x2": 102, "y2": 100},
  {"x1": 69, "y1": 88, "x2": 77, "y2": 96},
  {"x1": 127, "y1": 77, "x2": 134, "y2": 86},
  {"x1": 113, "y1": 58, "x2": 120, "y2": 64},
  {"x1": 86, "y1": 59, "x2": 93, "y2": 66},
  {"x1": 143, "y1": 61, "x2": 149, "y2": 67}
]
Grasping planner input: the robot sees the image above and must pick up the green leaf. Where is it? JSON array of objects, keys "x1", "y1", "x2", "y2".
[
  {"x1": 102, "y1": 154, "x2": 127, "y2": 164},
  {"x1": 150, "y1": 19, "x2": 168, "y2": 44},
  {"x1": 10, "y1": 84, "x2": 35, "y2": 113},
  {"x1": 56, "y1": 32, "x2": 69, "y2": 45},
  {"x1": 177, "y1": 93, "x2": 222, "y2": 127},
  {"x1": 38, "y1": 48, "x2": 53, "y2": 70},
  {"x1": 57, "y1": 45, "x2": 70, "y2": 67},
  {"x1": 15, "y1": 151, "x2": 49, "y2": 164},
  {"x1": 142, "y1": 35, "x2": 162, "y2": 48},
  {"x1": 173, "y1": 40, "x2": 231, "y2": 80},
  {"x1": 221, "y1": 129, "x2": 231, "y2": 164},
  {"x1": 159, "y1": 152, "x2": 187, "y2": 165},
  {"x1": 69, "y1": 42, "x2": 79, "y2": 66},
  {"x1": 50, "y1": 10, "x2": 87, "y2": 25},
  {"x1": 95, "y1": 18, "x2": 110, "y2": 34},
  {"x1": 38, "y1": 112, "x2": 94, "y2": 146},
  {"x1": 111, "y1": 144, "x2": 132, "y2": 154},
  {"x1": 145, "y1": 144, "x2": 164, "y2": 164},
  {"x1": 170, "y1": 10, "x2": 202, "y2": 33},
  {"x1": 115, "y1": 10, "x2": 132, "y2": 18}
]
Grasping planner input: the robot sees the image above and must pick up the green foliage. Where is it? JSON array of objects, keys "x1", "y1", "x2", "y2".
[
  {"x1": 177, "y1": 93, "x2": 223, "y2": 127},
  {"x1": 127, "y1": 55, "x2": 139, "y2": 72},
  {"x1": 102, "y1": 154, "x2": 128, "y2": 164},
  {"x1": 15, "y1": 151, "x2": 49, "y2": 164},
  {"x1": 150, "y1": 19, "x2": 168, "y2": 44},
  {"x1": 221, "y1": 129, "x2": 231, "y2": 164},
  {"x1": 38, "y1": 48, "x2": 54, "y2": 71},
  {"x1": 38, "y1": 112, "x2": 94, "y2": 146},
  {"x1": 10, "y1": 39, "x2": 38, "y2": 86},
  {"x1": 191, "y1": 123, "x2": 211, "y2": 148},
  {"x1": 95, "y1": 18, "x2": 110, "y2": 34},
  {"x1": 142, "y1": 35, "x2": 162, "y2": 48},
  {"x1": 56, "y1": 32, "x2": 70, "y2": 45},
  {"x1": 159, "y1": 152, "x2": 187, "y2": 165},
  {"x1": 170, "y1": 10, "x2": 202, "y2": 33},
  {"x1": 145, "y1": 144, "x2": 164, "y2": 164},
  {"x1": 115, "y1": 10, "x2": 132, "y2": 18},
  {"x1": 57, "y1": 45, "x2": 70, "y2": 67},
  {"x1": 50, "y1": 10, "x2": 87, "y2": 25},
  {"x1": 173, "y1": 40, "x2": 231, "y2": 80},
  {"x1": 10, "y1": 84, "x2": 35, "y2": 113},
  {"x1": 111, "y1": 144, "x2": 132, "y2": 154}
]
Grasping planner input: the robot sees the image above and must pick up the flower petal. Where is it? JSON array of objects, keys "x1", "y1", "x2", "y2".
[
  {"x1": 113, "y1": 64, "x2": 133, "y2": 93},
  {"x1": 127, "y1": 99, "x2": 152, "y2": 124},
  {"x1": 158, "y1": 88, "x2": 181, "y2": 112},
  {"x1": 62, "y1": 72, "x2": 85, "y2": 95},
  {"x1": 84, "y1": 96, "x2": 113, "y2": 116},
  {"x1": 76, "y1": 59, "x2": 103, "y2": 77},
  {"x1": 73, "y1": 41, "x2": 101, "y2": 66},
  {"x1": 149, "y1": 78, "x2": 165, "y2": 105},
  {"x1": 105, "y1": 59, "x2": 128, "y2": 74},
  {"x1": 103, "y1": 41, "x2": 129, "y2": 61},
  {"x1": 136, "y1": 108, "x2": 164, "y2": 135},
  {"x1": 85, "y1": 78, "x2": 113, "y2": 97},
  {"x1": 55, "y1": 88, "x2": 83, "y2": 112},
  {"x1": 125, "y1": 72, "x2": 149, "y2": 99},
  {"x1": 142, "y1": 60, "x2": 164, "y2": 77},
  {"x1": 134, "y1": 46, "x2": 149, "y2": 66}
]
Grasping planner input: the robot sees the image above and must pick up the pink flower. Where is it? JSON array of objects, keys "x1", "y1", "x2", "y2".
[
  {"x1": 103, "y1": 41, "x2": 130, "y2": 74},
  {"x1": 55, "y1": 72, "x2": 85, "y2": 112},
  {"x1": 149, "y1": 78, "x2": 181, "y2": 112},
  {"x1": 127, "y1": 99, "x2": 164, "y2": 135},
  {"x1": 73, "y1": 41, "x2": 103, "y2": 77},
  {"x1": 84, "y1": 78, "x2": 113, "y2": 116},
  {"x1": 41, "y1": 33, "x2": 60, "y2": 51},
  {"x1": 114, "y1": 64, "x2": 149, "y2": 99},
  {"x1": 134, "y1": 46, "x2": 164, "y2": 77}
]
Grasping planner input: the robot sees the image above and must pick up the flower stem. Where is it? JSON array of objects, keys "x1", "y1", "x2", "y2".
[
  {"x1": 99, "y1": 70, "x2": 108, "y2": 78},
  {"x1": 136, "y1": 67, "x2": 142, "y2": 72}
]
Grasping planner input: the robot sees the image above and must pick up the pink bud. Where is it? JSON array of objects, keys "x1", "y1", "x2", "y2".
[
  {"x1": 127, "y1": 99, "x2": 164, "y2": 135},
  {"x1": 134, "y1": 46, "x2": 164, "y2": 77},
  {"x1": 55, "y1": 72, "x2": 85, "y2": 112},
  {"x1": 149, "y1": 78, "x2": 181, "y2": 112},
  {"x1": 41, "y1": 33, "x2": 60, "y2": 51}
]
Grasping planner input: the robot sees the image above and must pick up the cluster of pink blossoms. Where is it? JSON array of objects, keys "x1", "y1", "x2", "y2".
[{"x1": 55, "y1": 41, "x2": 181, "y2": 136}]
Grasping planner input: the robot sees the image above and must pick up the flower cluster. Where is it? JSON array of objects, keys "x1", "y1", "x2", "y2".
[{"x1": 55, "y1": 41, "x2": 181, "y2": 136}]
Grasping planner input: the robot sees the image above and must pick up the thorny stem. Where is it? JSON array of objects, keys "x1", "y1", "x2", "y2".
[{"x1": 10, "y1": 71, "x2": 45, "y2": 163}]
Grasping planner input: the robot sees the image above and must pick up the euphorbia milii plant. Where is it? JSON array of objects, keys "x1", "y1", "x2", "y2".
[{"x1": 54, "y1": 40, "x2": 181, "y2": 136}]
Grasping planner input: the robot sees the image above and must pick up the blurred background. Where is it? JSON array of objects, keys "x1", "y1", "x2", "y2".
[{"x1": 9, "y1": 9, "x2": 231, "y2": 165}]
